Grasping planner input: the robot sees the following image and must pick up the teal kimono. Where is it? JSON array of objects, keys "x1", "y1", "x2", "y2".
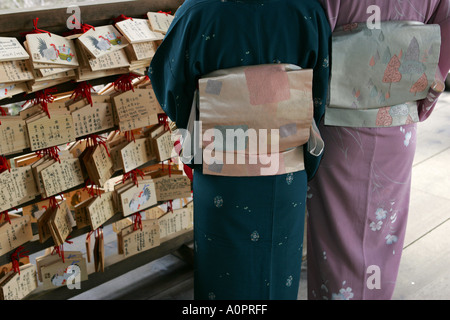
[{"x1": 149, "y1": 0, "x2": 330, "y2": 299}]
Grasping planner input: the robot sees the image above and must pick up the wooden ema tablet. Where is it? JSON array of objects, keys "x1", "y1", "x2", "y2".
[
  {"x1": 0, "y1": 264, "x2": 37, "y2": 300},
  {"x1": 113, "y1": 88, "x2": 160, "y2": 131},
  {"x1": 120, "y1": 219, "x2": 160, "y2": 258},
  {"x1": 0, "y1": 215, "x2": 33, "y2": 256},
  {"x1": 0, "y1": 116, "x2": 30, "y2": 155},
  {"x1": 26, "y1": 112, "x2": 75, "y2": 151},
  {"x1": 78, "y1": 25, "x2": 129, "y2": 59},
  {"x1": 0, "y1": 37, "x2": 29, "y2": 62},
  {"x1": 116, "y1": 18, "x2": 164, "y2": 44}
]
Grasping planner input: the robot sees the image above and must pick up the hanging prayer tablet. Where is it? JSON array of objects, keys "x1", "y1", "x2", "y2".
[
  {"x1": 119, "y1": 179, "x2": 157, "y2": 217},
  {"x1": 26, "y1": 111, "x2": 76, "y2": 151},
  {"x1": 147, "y1": 11, "x2": 175, "y2": 34},
  {"x1": 0, "y1": 215, "x2": 33, "y2": 256},
  {"x1": 113, "y1": 88, "x2": 160, "y2": 131},
  {"x1": 39, "y1": 158, "x2": 85, "y2": 198},
  {"x1": 120, "y1": 138, "x2": 153, "y2": 173},
  {"x1": 153, "y1": 174, "x2": 191, "y2": 202},
  {"x1": 0, "y1": 60, "x2": 34, "y2": 84},
  {"x1": 0, "y1": 37, "x2": 30, "y2": 62},
  {"x1": 78, "y1": 25, "x2": 129, "y2": 59},
  {"x1": 48, "y1": 200, "x2": 73, "y2": 246},
  {"x1": 120, "y1": 219, "x2": 160, "y2": 257},
  {"x1": 116, "y1": 18, "x2": 164, "y2": 44},
  {"x1": 0, "y1": 264, "x2": 37, "y2": 300},
  {"x1": 0, "y1": 116, "x2": 30, "y2": 155},
  {"x1": 71, "y1": 103, "x2": 115, "y2": 138},
  {"x1": 158, "y1": 207, "x2": 191, "y2": 239},
  {"x1": 86, "y1": 192, "x2": 116, "y2": 231},
  {"x1": 26, "y1": 33, "x2": 79, "y2": 67}
]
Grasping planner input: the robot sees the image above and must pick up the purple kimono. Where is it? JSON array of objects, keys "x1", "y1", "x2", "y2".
[{"x1": 307, "y1": 0, "x2": 450, "y2": 300}]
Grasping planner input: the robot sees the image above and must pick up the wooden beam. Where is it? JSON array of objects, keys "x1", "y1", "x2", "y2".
[
  {"x1": 24, "y1": 229, "x2": 193, "y2": 300},
  {"x1": 0, "y1": 0, "x2": 184, "y2": 37},
  {"x1": 0, "y1": 75, "x2": 124, "y2": 107},
  {"x1": 172, "y1": 243, "x2": 194, "y2": 266},
  {"x1": 0, "y1": 199, "x2": 165, "y2": 266}
]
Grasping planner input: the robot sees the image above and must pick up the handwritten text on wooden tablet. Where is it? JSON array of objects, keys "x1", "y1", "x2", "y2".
[
  {"x1": 87, "y1": 192, "x2": 116, "y2": 231},
  {"x1": 0, "y1": 264, "x2": 37, "y2": 300},
  {"x1": 113, "y1": 88, "x2": 160, "y2": 131},
  {"x1": 0, "y1": 37, "x2": 29, "y2": 62},
  {"x1": 40, "y1": 158, "x2": 85, "y2": 197},
  {"x1": 0, "y1": 215, "x2": 33, "y2": 256},
  {"x1": 122, "y1": 219, "x2": 160, "y2": 257},
  {"x1": 27, "y1": 113, "x2": 75, "y2": 151}
]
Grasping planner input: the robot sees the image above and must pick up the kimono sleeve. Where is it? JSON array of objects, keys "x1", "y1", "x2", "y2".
[
  {"x1": 304, "y1": 4, "x2": 332, "y2": 180},
  {"x1": 418, "y1": 0, "x2": 450, "y2": 121},
  {"x1": 149, "y1": 7, "x2": 200, "y2": 130},
  {"x1": 312, "y1": 6, "x2": 332, "y2": 124}
]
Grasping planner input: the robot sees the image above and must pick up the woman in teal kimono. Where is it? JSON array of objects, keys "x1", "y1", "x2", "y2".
[{"x1": 149, "y1": 0, "x2": 330, "y2": 300}]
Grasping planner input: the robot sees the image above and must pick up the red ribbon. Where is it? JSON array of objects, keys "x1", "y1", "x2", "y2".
[
  {"x1": 23, "y1": 88, "x2": 57, "y2": 119},
  {"x1": 0, "y1": 107, "x2": 7, "y2": 125},
  {"x1": 166, "y1": 200, "x2": 173, "y2": 213},
  {"x1": 158, "y1": 113, "x2": 171, "y2": 131},
  {"x1": 46, "y1": 195, "x2": 62, "y2": 210},
  {"x1": 79, "y1": 23, "x2": 96, "y2": 33},
  {"x1": 113, "y1": 73, "x2": 139, "y2": 93},
  {"x1": 157, "y1": 10, "x2": 172, "y2": 16},
  {"x1": 36, "y1": 145, "x2": 61, "y2": 163},
  {"x1": 52, "y1": 236, "x2": 73, "y2": 263},
  {"x1": 86, "y1": 228, "x2": 101, "y2": 249},
  {"x1": 86, "y1": 230, "x2": 94, "y2": 242},
  {"x1": 122, "y1": 168, "x2": 144, "y2": 187},
  {"x1": 63, "y1": 23, "x2": 96, "y2": 36},
  {"x1": 113, "y1": 14, "x2": 133, "y2": 24},
  {"x1": 132, "y1": 212, "x2": 143, "y2": 231},
  {"x1": 124, "y1": 130, "x2": 135, "y2": 143},
  {"x1": 11, "y1": 246, "x2": 29, "y2": 274},
  {"x1": 20, "y1": 18, "x2": 52, "y2": 37},
  {"x1": 161, "y1": 159, "x2": 174, "y2": 177},
  {"x1": 71, "y1": 82, "x2": 95, "y2": 107},
  {"x1": 83, "y1": 178, "x2": 102, "y2": 198},
  {"x1": 0, "y1": 210, "x2": 11, "y2": 224},
  {"x1": 62, "y1": 14, "x2": 96, "y2": 36},
  {"x1": 0, "y1": 156, "x2": 10, "y2": 173},
  {"x1": 96, "y1": 227, "x2": 103, "y2": 239},
  {"x1": 86, "y1": 134, "x2": 111, "y2": 157},
  {"x1": 37, "y1": 88, "x2": 57, "y2": 118}
]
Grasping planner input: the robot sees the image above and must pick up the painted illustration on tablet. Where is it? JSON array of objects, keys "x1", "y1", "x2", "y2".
[
  {"x1": 88, "y1": 31, "x2": 123, "y2": 52},
  {"x1": 37, "y1": 38, "x2": 74, "y2": 62},
  {"x1": 128, "y1": 184, "x2": 152, "y2": 212}
]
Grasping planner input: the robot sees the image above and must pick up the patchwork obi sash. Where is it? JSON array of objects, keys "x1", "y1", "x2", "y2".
[
  {"x1": 325, "y1": 20, "x2": 442, "y2": 127},
  {"x1": 180, "y1": 64, "x2": 323, "y2": 177}
]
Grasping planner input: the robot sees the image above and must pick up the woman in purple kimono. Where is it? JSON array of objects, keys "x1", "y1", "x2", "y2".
[{"x1": 307, "y1": 0, "x2": 450, "y2": 300}]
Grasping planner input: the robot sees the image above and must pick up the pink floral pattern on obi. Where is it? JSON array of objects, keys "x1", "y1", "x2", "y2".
[
  {"x1": 244, "y1": 64, "x2": 291, "y2": 105},
  {"x1": 375, "y1": 107, "x2": 393, "y2": 126}
]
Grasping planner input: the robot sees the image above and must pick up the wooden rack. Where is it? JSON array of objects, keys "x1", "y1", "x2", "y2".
[{"x1": 0, "y1": 0, "x2": 193, "y2": 300}]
